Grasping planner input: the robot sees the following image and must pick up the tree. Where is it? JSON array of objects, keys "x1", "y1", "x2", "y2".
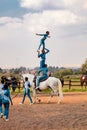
[
  {"x1": 53, "y1": 68, "x2": 73, "y2": 78},
  {"x1": 9, "y1": 67, "x2": 27, "y2": 74}
]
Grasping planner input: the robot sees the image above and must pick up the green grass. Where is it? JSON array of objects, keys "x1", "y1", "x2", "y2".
[
  {"x1": 63, "y1": 85, "x2": 87, "y2": 92},
  {"x1": 9, "y1": 85, "x2": 87, "y2": 96},
  {"x1": 10, "y1": 87, "x2": 23, "y2": 95}
]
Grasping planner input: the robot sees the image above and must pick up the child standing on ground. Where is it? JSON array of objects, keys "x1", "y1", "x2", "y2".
[
  {"x1": 20, "y1": 77, "x2": 33, "y2": 105},
  {"x1": 2, "y1": 81, "x2": 12, "y2": 121},
  {"x1": 0, "y1": 79, "x2": 4, "y2": 118}
]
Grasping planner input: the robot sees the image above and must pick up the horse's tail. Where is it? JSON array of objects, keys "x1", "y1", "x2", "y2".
[{"x1": 57, "y1": 78, "x2": 63, "y2": 101}]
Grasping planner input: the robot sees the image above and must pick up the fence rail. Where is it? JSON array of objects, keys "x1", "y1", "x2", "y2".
[{"x1": 63, "y1": 80, "x2": 87, "y2": 90}]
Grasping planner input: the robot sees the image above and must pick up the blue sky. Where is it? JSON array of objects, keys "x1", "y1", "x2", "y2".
[{"x1": 0, "y1": 0, "x2": 87, "y2": 69}]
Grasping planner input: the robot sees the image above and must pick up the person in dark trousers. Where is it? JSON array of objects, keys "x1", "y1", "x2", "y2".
[
  {"x1": 2, "y1": 81, "x2": 12, "y2": 121},
  {"x1": 20, "y1": 77, "x2": 33, "y2": 105},
  {"x1": 0, "y1": 79, "x2": 4, "y2": 118}
]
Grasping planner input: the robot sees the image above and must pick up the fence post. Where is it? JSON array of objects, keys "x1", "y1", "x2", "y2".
[{"x1": 69, "y1": 79, "x2": 71, "y2": 90}]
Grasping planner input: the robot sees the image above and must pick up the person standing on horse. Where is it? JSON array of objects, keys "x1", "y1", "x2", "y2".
[
  {"x1": 35, "y1": 64, "x2": 48, "y2": 89},
  {"x1": 37, "y1": 48, "x2": 50, "y2": 68},
  {"x1": 36, "y1": 31, "x2": 50, "y2": 50}
]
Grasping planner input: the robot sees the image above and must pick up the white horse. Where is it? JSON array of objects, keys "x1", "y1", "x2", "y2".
[{"x1": 22, "y1": 73, "x2": 63, "y2": 104}]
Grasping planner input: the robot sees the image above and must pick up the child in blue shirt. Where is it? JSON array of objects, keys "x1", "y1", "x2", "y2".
[
  {"x1": 0, "y1": 79, "x2": 4, "y2": 118},
  {"x1": 36, "y1": 64, "x2": 48, "y2": 89},
  {"x1": 36, "y1": 31, "x2": 50, "y2": 50},
  {"x1": 37, "y1": 48, "x2": 50, "y2": 68},
  {"x1": 2, "y1": 81, "x2": 12, "y2": 121},
  {"x1": 20, "y1": 77, "x2": 33, "y2": 105}
]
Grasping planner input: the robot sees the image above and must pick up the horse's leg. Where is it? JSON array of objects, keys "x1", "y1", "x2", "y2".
[
  {"x1": 47, "y1": 86, "x2": 61, "y2": 104},
  {"x1": 52, "y1": 90, "x2": 61, "y2": 104},
  {"x1": 47, "y1": 88, "x2": 54, "y2": 103},
  {"x1": 84, "y1": 81, "x2": 87, "y2": 89},
  {"x1": 86, "y1": 81, "x2": 87, "y2": 87},
  {"x1": 32, "y1": 89, "x2": 41, "y2": 103},
  {"x1": 57, "y1": 92, "x2": 62, "y2": 104},
  {"x1": 45, "y1": 87, "x2": 53, "y2": 103},
  {"x1": 57, "y1": 86, "x2": 63, "y2": 104},
  {"x1": 32, "y1": 89, "x2": 37, "y2": 103},
  {"x1": 32, "y1": 93, "x2": 39, "y2": 103},
  {"x1": 47, "y1": 95, "x2": 53, "y2": 103},
  {"x1": 47, "y1": 91, "x2": 62, "y2": 104},
  {"x1": 81, "y1": 81, "x2": 83, "y2": 90}
]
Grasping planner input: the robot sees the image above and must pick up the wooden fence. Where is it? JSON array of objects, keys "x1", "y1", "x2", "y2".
[{"x1": 63, "y1": 80, "x2": 87, "y2": 90}]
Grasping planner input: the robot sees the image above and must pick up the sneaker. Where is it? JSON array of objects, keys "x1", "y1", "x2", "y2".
[
  {"x1": 30, "y1": 103, "x2": 33, "y2": 105},
  {"x1": 3, "y1": 116, "x2": 6, "y2": 120},
  {"x1": 0, "y1": 113, "x2": 3, "y2": 118},
  {"x1": 35, "y1": 87, "x2": 39, "y2": 90},
  {"x1": 19, "y1": 102, "x2": 23, "y2": 105},
  {"x1": 5, "y1": 118, "x2": 9, "y2": 121}
]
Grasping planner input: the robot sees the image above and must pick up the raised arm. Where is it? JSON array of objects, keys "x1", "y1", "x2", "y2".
[
  {"x1": 44, "y1": 48, "x2": 50, "y2": 54},
  {"x1": 37, "y1": 50, "x2": 41, "y2": 58}
]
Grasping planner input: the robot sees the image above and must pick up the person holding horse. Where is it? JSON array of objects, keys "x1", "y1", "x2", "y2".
[
  {"x1": 35, "y1": 64, "x2": 48, "y2": 89},
  {"x1": 36, "y1": 31, "x2": 50, "y2": 51},
  {"x1": 37, "y1": 48, "x2": 50, "y2": 68}
]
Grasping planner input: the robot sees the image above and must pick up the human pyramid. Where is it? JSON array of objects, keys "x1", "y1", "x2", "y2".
[
  {"x1": 35, "y1": 31, "x2": 50, "y2": 89},
  {"x1": 0, "y1": 31, "x2": 50, "y2": 122}
]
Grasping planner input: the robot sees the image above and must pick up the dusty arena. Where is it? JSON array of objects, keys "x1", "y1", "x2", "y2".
[{"x1": 0, "y1": 92, "x2": 87, "y2": 130}]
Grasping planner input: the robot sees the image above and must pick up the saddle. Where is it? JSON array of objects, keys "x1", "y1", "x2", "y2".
[{"x1": 33, "y1": 76, "x2": 48, "y2": 86}]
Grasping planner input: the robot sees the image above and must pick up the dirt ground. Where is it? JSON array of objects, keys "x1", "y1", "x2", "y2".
[{"x1": 0, "y1": 92, "x2": 87, "y2": 130}]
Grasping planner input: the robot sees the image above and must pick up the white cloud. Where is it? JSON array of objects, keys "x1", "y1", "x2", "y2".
[
  {"x1": 0, "y1": 17, "x2": 23, "y2": 41},
  {"x1": 83, "y1": 1, "x2": 87, "y2": 9},
  {"x1": 63, "y1": 0, "x2": 78, "y2": 6},
  {"x1": 0, "y1": 9, "x2": 83, "y2": 43},
  {"x1": 63, "y1": 0, "x2": 87, "y2": 11},
  {"x1": 20, "y1": 0, "x2": 46, "y2": 9},
  {"x1": 20, "y1": 0, "x2": 87, "y2": 11},
  {"x1": 0, "y1": 0, "x2": 87, "y2": 68},
  {"x1": 22, "y1": 10, "x2": 80, "y2": 34},
  {"x1": 20, "y1": 0, "x2": 63, "y2": 10},
  {"x1": 0, "y1": 17, "x2": 22, "y2": 28}
]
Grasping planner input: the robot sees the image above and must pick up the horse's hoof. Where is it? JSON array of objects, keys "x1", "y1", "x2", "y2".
[
  {"x1": 47, "y1": 100, "x2": 50, "y2": 103},
  {"x1": 57, "y1": 101, "x2": 61, "y2": 104},
  {"x1": 38, "y1": 99, "x2": 41, "y2": 103}
]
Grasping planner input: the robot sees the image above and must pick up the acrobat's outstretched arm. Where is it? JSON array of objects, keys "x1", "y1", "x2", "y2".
[
  {"x1": 36, "y1": 33, "x2": 50, "y2": 37},
  {"x1": 36, "y1": 33, "x2": 44, "y2": 36}
]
